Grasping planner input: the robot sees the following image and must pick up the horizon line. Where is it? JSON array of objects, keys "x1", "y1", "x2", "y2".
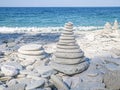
[{"x1": 0, "y1": 6, "x2": 120, "y2": 8}]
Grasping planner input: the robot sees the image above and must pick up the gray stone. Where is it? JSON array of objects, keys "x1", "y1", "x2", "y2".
[
  {"x1": 18, "y1": 44, "x2": 42, "y2": 51},
  {"x1": 50, "y1": 75, "x2": 69, "y2": 90},
  {"x1": 35, "y1": 66, "x2": 57, "y2": 78},
  {"x1": 54, "y1": 52, "x2": 84, "y2": 59},
  {"x1": 52, "y1": 56, "x2": 86, "y2": 64},
  {"x1": 0, "y1": 77, "x2": 12, "y2": 82},
  {"x1": 60, "y1": 36, "x2": 75, "y2": 40},
  {"x1": 20, "y1": 59, "x2": 36, "y2": 66},
  {"x1": 5, "y1": 61, "x2": 23, "y2": 70},
  {"x1": 103, "y1": 70, "x2": 120, "y2": 90},
  {"x1": 59, "y1": 39, "x2": 76, "y2": 43},
  {"x1": 105, "y1": 63, "x2": 120, "y2": 71},
  {"x1": 5, "y1": 83, "x2": 26, "y2": 90},
  {"x1": 56, "y1": 48, "x2": 82, "y2": 53},
  {"x1": 18, "y1": 53, "x2": 46, "y2": 60},
  {"x1": 62, "y1": 31, "x2": 73, "y2": 35},
  {"x1": 26, "y1": 79, "x2": 45, "y2": 90},
  {"x1": 1, "y1": 65, "x2": 19, "y2": 77},
  {"x1": 7, "y1": 79, "x2": 18, "y2": 86},
  {"x1": 50, "y1": 61, "x2": 89, "y2": 75},
  {"x1": 57, "y1": 44, "x2": 79, "y2": 49},
  {"x1": 18, "y1": 49, "x2": 45, "y2": 55}
]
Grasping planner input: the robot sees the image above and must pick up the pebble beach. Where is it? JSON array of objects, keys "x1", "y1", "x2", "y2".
[{"x1": 0, "y1": 20, "x2": 120, "y2": 90}]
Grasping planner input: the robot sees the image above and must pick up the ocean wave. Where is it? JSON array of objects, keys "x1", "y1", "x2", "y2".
[{"x1": 0, "y1": 26, "x2": 104, "y2": 33}]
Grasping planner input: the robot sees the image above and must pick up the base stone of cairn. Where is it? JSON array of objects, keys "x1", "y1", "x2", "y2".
[
  {"x1": 18, "y1": 44, "x2": 46, "y2": 61},
  {"x1": 50, "y1": 22, "x2": 89, "y2": 75}
]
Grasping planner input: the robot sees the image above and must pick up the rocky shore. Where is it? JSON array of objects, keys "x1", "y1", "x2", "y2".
[{"x1": 0, "y1": 22, "x2": 120, "y2": 90}]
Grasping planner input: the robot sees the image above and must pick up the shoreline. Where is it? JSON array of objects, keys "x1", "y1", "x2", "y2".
[{"x1": 0, "y1": 26, "x2": 104, "y2": 33}]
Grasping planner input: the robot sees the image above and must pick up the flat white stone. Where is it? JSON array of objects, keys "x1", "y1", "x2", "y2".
[
  {"x1": 105, "y1": 63, "x2": 119, "y2": 71},
  {"x1": 54, "y1": 52, "x2": 84, "y2": 59},
  {"x1": 57, "y1": 44, "x2": 79, "y2": 49},
  {"x1": 5, "y1": 61, "x2": 23, "y2": 70},
  {"x1": 62, "y1": 31, "x2": 73, "y2": 35},
  {"x1": 61, "y1": 34, "x2": 74, "y2": 37},
  {"x1": 18, "y1": 49, "x2": 45, "y2": 55},
  {"x1": 26, "y1": 79, "x2": 45, "y2": 90},
  {"x1": 57, "y1": 42, "x2": 76, "y2": 46},
  {"x1": 60, "y1": 36, "x2": 75, "y2": 40},
  {"x1": 19, "y1": 44, "x2": 42, "y2": 51},
  {"x1": 59, "y1": 39, "x2": 76, "y2": 43},
  {"x1": 1, "y1": 65, "x2": 18, "y2": 76},
  {"x1": 52, "y1": 56, "x2": 86, "y2": 64},
  {"x1": 20, "y1": 59, "x2": 36, "y2": 66},
  {"x1": 87, "y1": 71, "x2": 99, "y2": 77},
  {"x1": 56, "y1": 48, "x2": 82, "y2": 53},
  {"x1": 18, "y1": 53, "x2": 46, "y2": 60},
  {"x1": 50, "y1": 61, "x2": 89, "y2": 75},
  {"x1": 50, "y1": 75, "x2": 69, "y2": 90},
  {"x1": 35, "y1": 66, "x2": 57, "y2": 78}
]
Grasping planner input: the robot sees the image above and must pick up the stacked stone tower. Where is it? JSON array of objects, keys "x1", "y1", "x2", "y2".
[{"x1": 50, "y1": 22, "x2": 89, "y2": 75}]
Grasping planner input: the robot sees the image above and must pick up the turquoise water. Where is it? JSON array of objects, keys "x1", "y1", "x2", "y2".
[{"x1": 0, "y1": 7, "x2": 120, "y2": 27}]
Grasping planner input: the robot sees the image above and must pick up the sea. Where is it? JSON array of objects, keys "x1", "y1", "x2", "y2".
[{"x1": 0, "y1": 7, "x2": 120, "y2": 30}]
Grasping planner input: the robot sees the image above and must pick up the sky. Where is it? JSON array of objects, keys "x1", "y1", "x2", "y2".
[{"x1": 0, "y1": 0, "x2": 120, "y2": 7}]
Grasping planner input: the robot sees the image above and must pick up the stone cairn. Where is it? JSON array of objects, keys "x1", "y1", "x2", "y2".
[
  {"x1": 18, "y1": 44, "x2": 48, "y2": 66},
  {"x1": 50, "y1": 22, "x2": 89, "y2": 75},
  {"x1": 104, "y1": 22, "x2": 112, "y2": 31},
  {"x1": 112, "y1": 20, "x2": 119, "y2": 33}
]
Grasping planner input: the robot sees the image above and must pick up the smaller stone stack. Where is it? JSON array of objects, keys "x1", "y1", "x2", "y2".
[
  {"x1": 18, "y1": 44, "x2": 46, "y2": 60},
  {"x1": 113, "y1": 20, "x2": 119, "y2": 33},
  {"x1": 50, "y1": 22, "x2": 89, "y2": 75},
  {"x1": 18, "y1": 44, "x2": 47, "y2": 66},
  {"x1": 104, "y1": 22, "x2": 112, "y2": 31}
]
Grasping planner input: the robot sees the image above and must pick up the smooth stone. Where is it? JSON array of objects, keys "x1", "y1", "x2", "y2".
[
  {"x1": 26, "y1": 79, "x2": 45, "y2": 90},
  {"x1": 111, "y1": 48, "x2": 120, "y2": 58},
  {"x1": 57, "y1": 44, "x2": 79, "y2": 49},
  {"x1": 35, "y1": 66, "x2": 57, "y2": 78},
  {"x1": 26, "y1": 65, "x2": 34, "y2": 71},
  {"x1": 33, "y1": 59, "x2": 49, "y2": 68},
  {"x1": 103, "y1": 70, "x2": 120, "y2": 90},
  {"x1": 27, "y1": 76, "x2": 42, "y2": 80},
  {"x1": 50, "y1": 75, "x2": 69, "y2": 90},
  {"x1": 56, "y1": 48, "x2": 82, "y2": 53},
  {"x1": 0, "y1": 85, "x2": 6, "y2": 90},
  {"x1": 54, "y1": 52, "x2": 84, "y2": 59},
  {"x1": 7, "y1": 79, "x2": 18, "y2": 86},
  {"x1": 87, "y1": 71, "x2": 99, "y2": 77},
  {"x1": 19, "y1": 44, "x2": 42, "y2": 51},
  {"x1": 62, "y1": 31, "x2": 73, "y2": 35},
  {"x1": 19, "y1": 70, "x2": 31, "y2": 75},
  {"x1": 64, "y1": 25, "x2": 73, "y2": 29},
  {"x1": 59, "y1": 39, "x2": 76, "y2": 43},
  {"x1": 64, "y1": 28, "x2": 73, "y2": 32},
  {"x1": 71, "y1": 82, "x2": 105, "y2": 90},
  {"x1": 5, "y1": 83, "x2": 26, "y2": 90},
  {"x1": 16, "y1": 78, "x2": 32, "y2": 85},
  {"x1": 18, "y1": 53, "x2": 46, "y2": 60},
  {"x1": 57, "y1": 42, "x2": 76, "y2": 46},
  {"x1": 20, "y1": 59, "x2": 36, "y2": 66},
  {"x1": 0, "y1": 77, "x2": 12, "y2": 82},
  {"x1": 50, "y1": 61, "x2": 89, "y2": 75},
  {"x1": 18, "y1": 49, "x2": 45, "y2": 55},
  {"x1": 104, "y1": 58, "x2": 120, "y2": 65},
  {"x1": 105, "y1": 63, "x2": 119, "y2": 71},
  {"x1": 5, "y1": 61, "x2": 23, "y2": 70},
  {"x1": 52, "y1": 56, "x2": 86, "y2": 65},
  {"x1": 17, "y1": 74, "x2": 26, "y2": 78},
  {"x1": 1, "y1": 65, "x2": 19, "y2": 76},
  {"x1": 61, "y1": 34, "x2": 74, "y2": 37},
  {"x1": 60, "y1": 36, "x2": 75, "y2": 40}
]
